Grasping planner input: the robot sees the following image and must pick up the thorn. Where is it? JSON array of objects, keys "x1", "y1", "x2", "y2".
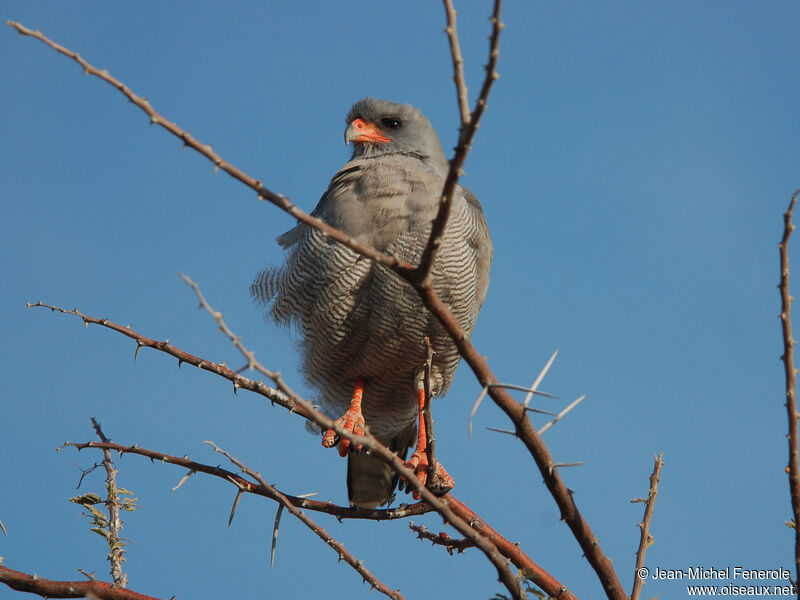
[
  {"x1": 538, "y1": 395, "x2": 586, "y2": 435},
  {"x1": 490, "y1": 382, "x2": 558, "y2": 399},
  {"x1": 270, "y1": 505, "x2": 284, "y2": 570},
  {"x1": 171, "y1": 469, "x2": 194, "y2": 492},
  {"x1": 228, "y1": 489, "x2": 243, "y2": 529},
  {"x1": 469, "y1": 385, "x2": 489, "y2": 438},
  {"x1": 522, "y1": 406, "x2": 557, "y2": 416},
  {"x1": 486, "y1": 426, "x2": 516, "y2": 437},
  {"x1": 522, "y1": 349, "x2": 560, "y2": 408},
  {"x1": 134, "y1": 342, "x2": 143, "y2": 361}
]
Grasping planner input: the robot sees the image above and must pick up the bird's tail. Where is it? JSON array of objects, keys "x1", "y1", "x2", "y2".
[{"x1": 347, "y1": 421, "x2": 416, "y2": 508}]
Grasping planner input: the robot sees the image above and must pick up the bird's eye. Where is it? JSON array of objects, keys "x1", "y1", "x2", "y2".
[{"x1": 381, "y1": 118, "x2": 402, "y2": 129}]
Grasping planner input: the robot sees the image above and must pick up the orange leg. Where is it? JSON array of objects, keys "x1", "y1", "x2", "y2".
[
  {"x1": 322, "y1": 378, "x2": 366, "y2": 457},
  {"x1": 402, "y1": 381, "x2": 453, "y2": 499}
]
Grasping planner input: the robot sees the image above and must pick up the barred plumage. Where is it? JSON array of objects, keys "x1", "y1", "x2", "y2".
[{"x1": 252, "y1": 99, "x2": 492, "y2": 507}]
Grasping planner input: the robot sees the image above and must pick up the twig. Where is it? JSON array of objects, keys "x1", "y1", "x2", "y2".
[
  {"x1": 27, "y1": 301, "x2": 305, "y2": 417},
  {"x1": 630, "y1": 453, "x2": 664, "y2": 600},
  {"x1": 415, "y1": 0, "x2": 503, "y2": 285},
  {"x1": 204, "y1": 441, "x2": 405, "y2": 599},
  {"x1": 442, "y1": 0, "x2": 471, "y2": 127},
  {"x1": 0, "y1": 564, "x2": 158, "y2": 600},
  {"x1": 780, "y1": 190, "x2": 800, "y2": 584},
  {"x1": 90, "y1": 419, "x2": 127, "y2": 588},
  {"x1": 409, "y1": 522, "x2": 475, "y2": 555},
  {"x1": 179, "y1": 273, "x2": 303, "y2": 405},
  {"x1": 421, "y1": 337, "x2": 448, "y2": 494},
  {"x1": 61, "y1": 439, "x2": 429, "y2": 521}
]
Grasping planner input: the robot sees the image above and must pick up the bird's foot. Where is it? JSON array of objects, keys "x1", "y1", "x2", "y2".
[
  {"x1": 322, "y1": 378, "x2": 366, "y2": 457},
  {"x1": 400, "y1": 450, "x2": 453, "y2": 499}
]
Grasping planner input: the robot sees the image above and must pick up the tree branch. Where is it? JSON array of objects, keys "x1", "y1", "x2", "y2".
[
  {"x1": 409, "y1": 522, "x2": 475, "y2": 554},
  {"x1": 630, "y1": 453, "x2": 664, "y2": 600},
  {"x1": 62, "y1": 438, "x2": 430, "y2": 520},
  {"x1": 203, "y1": 441, "x2": 406, "y2": 600},
  {"x1": 0, "y1": 564, "x2": 158, "y2": 600},
  {"x1": 61, "y1": 436, "x2": 577, "y2": 600},
  {"x1": 90, "y1": 419, "x2": 127, "y2": 588},
  {"x1": 414, "y1": 0, "x2": 503, "y2": 285},
  {"x1": 780, "y1": 190, "x2": 800, "y2": 583},
  {"x1": 31, "y1": 302, "x2": 527, "y2": 600},
  {"x1": 5, "y1": 20, "x2": 415, "y2": 281},
  {"x1": 442, "y1": 0, "x2": 471, "y2": 128}
]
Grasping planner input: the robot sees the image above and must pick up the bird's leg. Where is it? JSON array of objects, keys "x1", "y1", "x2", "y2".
[
  {"x1": 322, "y1": 377, "x2": 366, "y2": 457},
  {"x1": 401, "y1": 358, "x2": 454, "y2": 499}
]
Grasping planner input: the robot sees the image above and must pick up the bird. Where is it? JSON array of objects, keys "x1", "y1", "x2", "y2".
[{"x1": 251, "y1": 98, "x2": 492, "y2": 508}]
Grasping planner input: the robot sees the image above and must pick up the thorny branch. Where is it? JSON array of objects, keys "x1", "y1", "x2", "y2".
[
  {"x1": 31, "y1": 302, "x2": 528, "y2": 600},
  {"x1": 10, "y1": 4, "x2": 626, "y2": 597},
  {"x1": 40, "y1": 301, "x2": 575, "y2": 600},
  {"x1": 442, "y1": 0, "x2": 471, "y2": 128},
  {"x1": 61, "y1": 436, "x2": 576, "y2": 600},
  {"x1": 90, "y1": 419, "x2": 127, "y2": 588},
  {"x1": 62, "y1": 438, "x2": 429, "y2": 520},
  {"x1": 3, "y1": 20, "x2": 415, "y2": 281},
  {"x1": 0, "y1": 564, "x2": 159, "y2": 600},
  {"x1": 179, "y1": 272, "x2": 303, "y2": 405},
  {"x1": 630, "y1": 454, "x2": 664, "y2": 600},
  {"x1": 415, "y1": 0, "x2": 503, "y2": 285},
  {"x1": 203, "y1": 441, "x2": 406, "y2": 600},
  {"x1": 409, "y1": 522, "x2": 475, "y2": 555},
  {"x1": 779, "y1": 191, "x2": 800, "y2": 583}
]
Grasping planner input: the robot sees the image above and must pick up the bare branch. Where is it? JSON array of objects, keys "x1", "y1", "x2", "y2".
[
  {"x1": 416, "y1": 290, "x2": 627, "y2": 600},
  {"x1": 780, "y1": 190, "x2": 800, "y2": 583},
  {"x1": 28, "y1": 301, "x2": 305, "y2": 417},
  {"x1": 27, "y1": 302, "x2": 521, "y2": 599},
  {"x1": 442, "y1": 0, "x2": 471, "y2": 127},
  {"x1": 62, "y1": 437, "x2": 577, "y2": 600},
  {"x1": 5, "y1": 20, "x2": 415, "y2": 281},
  {"x1": 444, "y1": 496, "x2": 577, "y2": 600},
  {"x1": 415, "y1": 0, "x2": 504, "y2": 284},
  {"x1": 409, "y1": 522, "x2": 475, "y2": 555},
  {"x1": 630, "y1": 453, "x2": 664, "y2": 600},
  {"x1": 61, "y1": 438, "x2": 430, "y2": 521},
  {"x1": 180, "y1": 273, "x2": 303, "y2": 405},
  {"x1": 204, "y1": 440, "x2": 405, "y2": 600},
  {"x1": 90, "y1": 419, "x2": 127, "y2": 588},
  {"x1": 0, "y1": 564, "x2": 159, "y2": 600}
]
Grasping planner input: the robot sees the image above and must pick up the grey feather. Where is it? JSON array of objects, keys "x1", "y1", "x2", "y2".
[{"x1": 251, "y1": 98, "x2": 492, "y2": 507}]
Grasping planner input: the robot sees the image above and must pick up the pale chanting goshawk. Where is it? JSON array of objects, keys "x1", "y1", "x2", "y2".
[{"x1": 252, "y1": 98, "x2": 492, "y2": 507}]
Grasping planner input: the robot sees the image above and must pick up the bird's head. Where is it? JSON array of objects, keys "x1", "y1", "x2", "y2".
[{"x1": 344, "y1": 98, "x2": 448, "y2": 174}]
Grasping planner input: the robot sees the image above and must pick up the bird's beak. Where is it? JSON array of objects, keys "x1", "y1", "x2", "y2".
[{"x1": 344, "y1": 118, "x2": 391, "y2": 146}]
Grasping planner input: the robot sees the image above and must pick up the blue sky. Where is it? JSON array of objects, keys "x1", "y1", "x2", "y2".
[{"x1": 2, "y1": 2, "x2": 799, "y2": 599}]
